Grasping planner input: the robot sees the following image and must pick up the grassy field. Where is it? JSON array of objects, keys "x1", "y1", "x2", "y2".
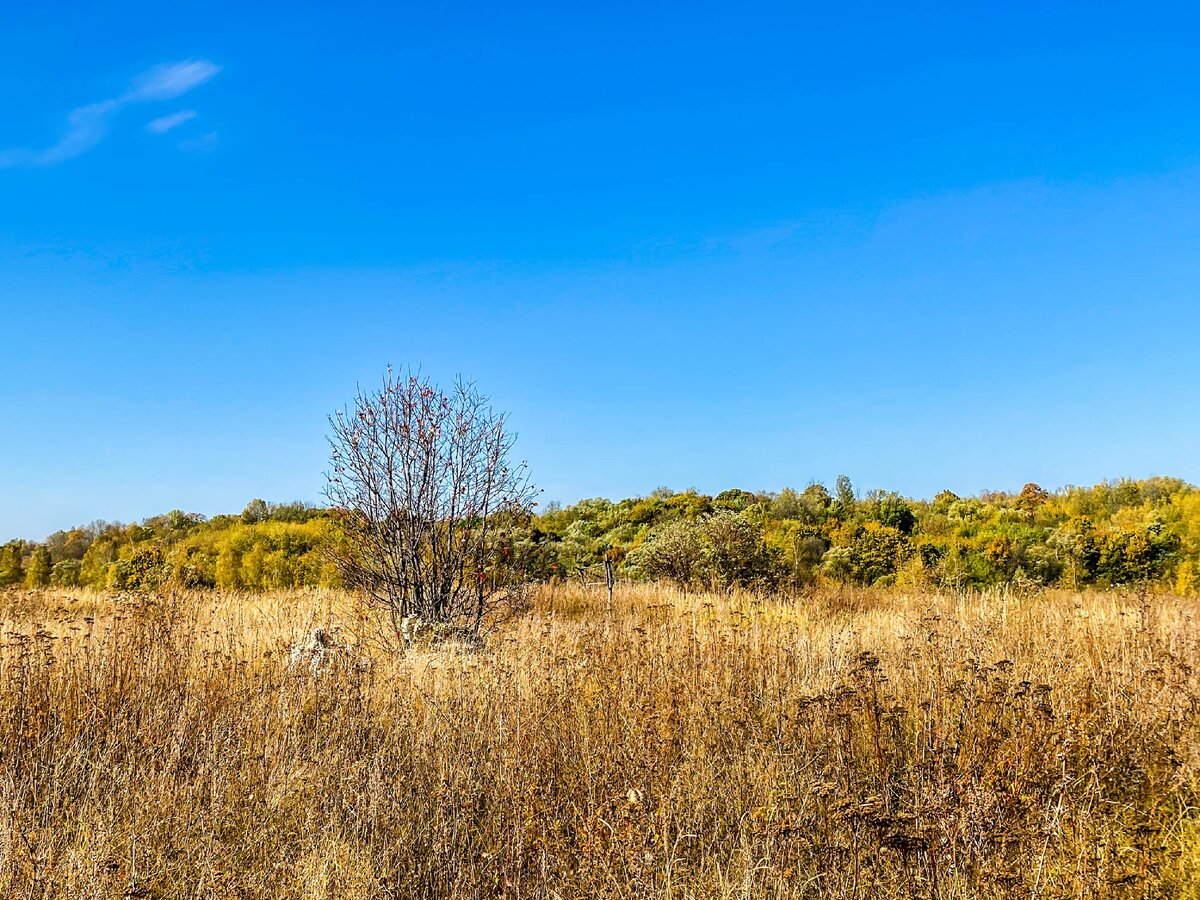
[{"x1": 0, "y1": 584, "x2": 1197, "y2": 899}]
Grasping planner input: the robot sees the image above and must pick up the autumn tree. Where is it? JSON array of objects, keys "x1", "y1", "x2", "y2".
[
  {"x1": 0, "y1": 542, "x2": 24, "y2": 587},
  {"x1": 822, "y1": 522, "x2": 909, "y2": 585},
  {"x1": 325, "y1": 369, "x2": 537, "y2": 640},
  {"x1": 1049, "y1": 517, "x2": 1099, "y2": 589},
  {"x1": 24, "y1": 546, "x2": 51, "y2": 588},
  {"x1": 1017, "y1": 482, "x2": 1051, "y2": 512}
]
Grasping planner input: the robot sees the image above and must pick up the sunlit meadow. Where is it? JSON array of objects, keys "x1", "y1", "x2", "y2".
[{"x1": 1, "y1": 584, "x2": 1197, "y2": 898}]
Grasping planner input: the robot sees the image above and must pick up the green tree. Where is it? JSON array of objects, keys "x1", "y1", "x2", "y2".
[
  {"x1": 777, "y1": 523, "x2": 829, "y2": 586},
  {"x1": 80, "y1": 541, "x2": 117, "y2": 588},
  {"x1": 769, "y1": 488, "x2": 803, "y2": 520},
  {"x1": 0, "y1": 542, "x2": 25, "y2": 587},
  {"x1": 800, "y1": 483, "x2": 833, "y2": 522},
  {"x1": 702, "y1": 510, "x2": 783, "y2": 592},
  {"x1": 871, "y1": 493, "x2": 917, "y2": 535},
  {"x1": 932, "y1": 489, "x2": 961, "y2": 511},
  {"x1": 241, "y1": 499, "x2": 270, "y2": 525},
  {"x1": 111, "y1": 545, "x2": 167, "y2": 591},
  {"x1": 1049, "y1": 518, "x2": 1099, "y2": 589},
  {"x1": 269, "y1": 501, "x2": 317, "y2": 523},
  {"x1": 629, "y1": 519, "x2": 705, "y2": 589},
  {"x1": 165, "y1": 509, "x2": 203, "y2": 530},
  {"x1": 1094, "y1": 521, "x2": 1179, "y2": 587},
  {"x1": 25, "y1": 547, "x2": 52, "y2": 588},
  {"x1": 51, "y1": 559, "x2": 82, "y2": 587},
  {"x1": 823, "y1": 522, "x2": 909, "y2": 586},
  {"x1": 714, "y1": 489, "x2": 759, "y2": 512},
  {"x1": 833, "y1": 475, "x2": 856, "y2": 521},
  {"x1": 45, "y1": 528, "x2": 91, "y2": 561}
]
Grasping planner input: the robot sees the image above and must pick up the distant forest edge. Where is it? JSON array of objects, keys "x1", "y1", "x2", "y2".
[{"x1": 4, "y1": 477, "x2": 1199, "y2": 594}]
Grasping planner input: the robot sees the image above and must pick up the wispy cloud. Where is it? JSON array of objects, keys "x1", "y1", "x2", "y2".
[
  {"x1": 126, "y1": 61, "x2": 220, "y2": 102},
  {"x1": 147, "y1": 110, "x2": 197, "y2": 134},
  {"x1": 0, "y1": 60, "x2": 220, "y2": 168}
]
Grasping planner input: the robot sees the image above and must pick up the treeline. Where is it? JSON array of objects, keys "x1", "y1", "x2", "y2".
[
  {"x1": 522, "y1": 477, "x2": 1196, "y2": 593},
  {"x1": 3, "y1": 477, "x2": 1199, "y2": 594},
  {"x1": 0, "y1": 501, "x2": 339, "y2": 592}
]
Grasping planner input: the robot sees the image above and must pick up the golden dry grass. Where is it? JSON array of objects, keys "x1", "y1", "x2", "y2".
[{"x1": 0, "y1": 584, "x2": 1197, "y2": 898}]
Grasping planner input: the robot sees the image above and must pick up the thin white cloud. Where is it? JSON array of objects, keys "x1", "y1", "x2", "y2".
[
  {"x1": 0, "y1": 59, "x2": 220, "y2": 168},
  {"x1": 126, "y1": 61, "x2": 220, "y2": 102},
  {"x1": 147, "y1": 110, "x2": 197, "y2": 134},
  {"x1": 0, "y1": 99, "x2": 120, "y2": 167}
]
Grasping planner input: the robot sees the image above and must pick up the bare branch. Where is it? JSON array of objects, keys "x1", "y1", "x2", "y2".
[{"x1": 324, "y1": 370, "x2": 536, "y2": 638}]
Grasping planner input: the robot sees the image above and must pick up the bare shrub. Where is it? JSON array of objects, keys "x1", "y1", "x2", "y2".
[{"x1": 325, "y1": 369, "x2": 536, "y2": 641}]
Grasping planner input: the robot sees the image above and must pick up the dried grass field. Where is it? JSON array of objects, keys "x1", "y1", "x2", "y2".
[{"x1": 0, "y1": 584, "x2": 1197, "y2": 899}]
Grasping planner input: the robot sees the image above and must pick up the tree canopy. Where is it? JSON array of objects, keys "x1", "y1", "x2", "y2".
[{"x1": 5, "y1": 476, "x2": 1199, "y2": 595}]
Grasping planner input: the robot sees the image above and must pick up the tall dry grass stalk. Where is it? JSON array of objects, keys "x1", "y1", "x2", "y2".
[{"x1": 0, "y1": 584, "x2": 1196, "y2": 898}]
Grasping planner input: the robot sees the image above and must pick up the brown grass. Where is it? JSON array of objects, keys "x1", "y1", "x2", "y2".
[{"x1": 0, "y1": 584, "x2": 1197, "y2": 898}]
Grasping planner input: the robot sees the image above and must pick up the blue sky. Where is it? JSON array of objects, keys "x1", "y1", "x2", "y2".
[{"x1": 2, "y1": 2, "x2": 1199, "y2": 540}]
